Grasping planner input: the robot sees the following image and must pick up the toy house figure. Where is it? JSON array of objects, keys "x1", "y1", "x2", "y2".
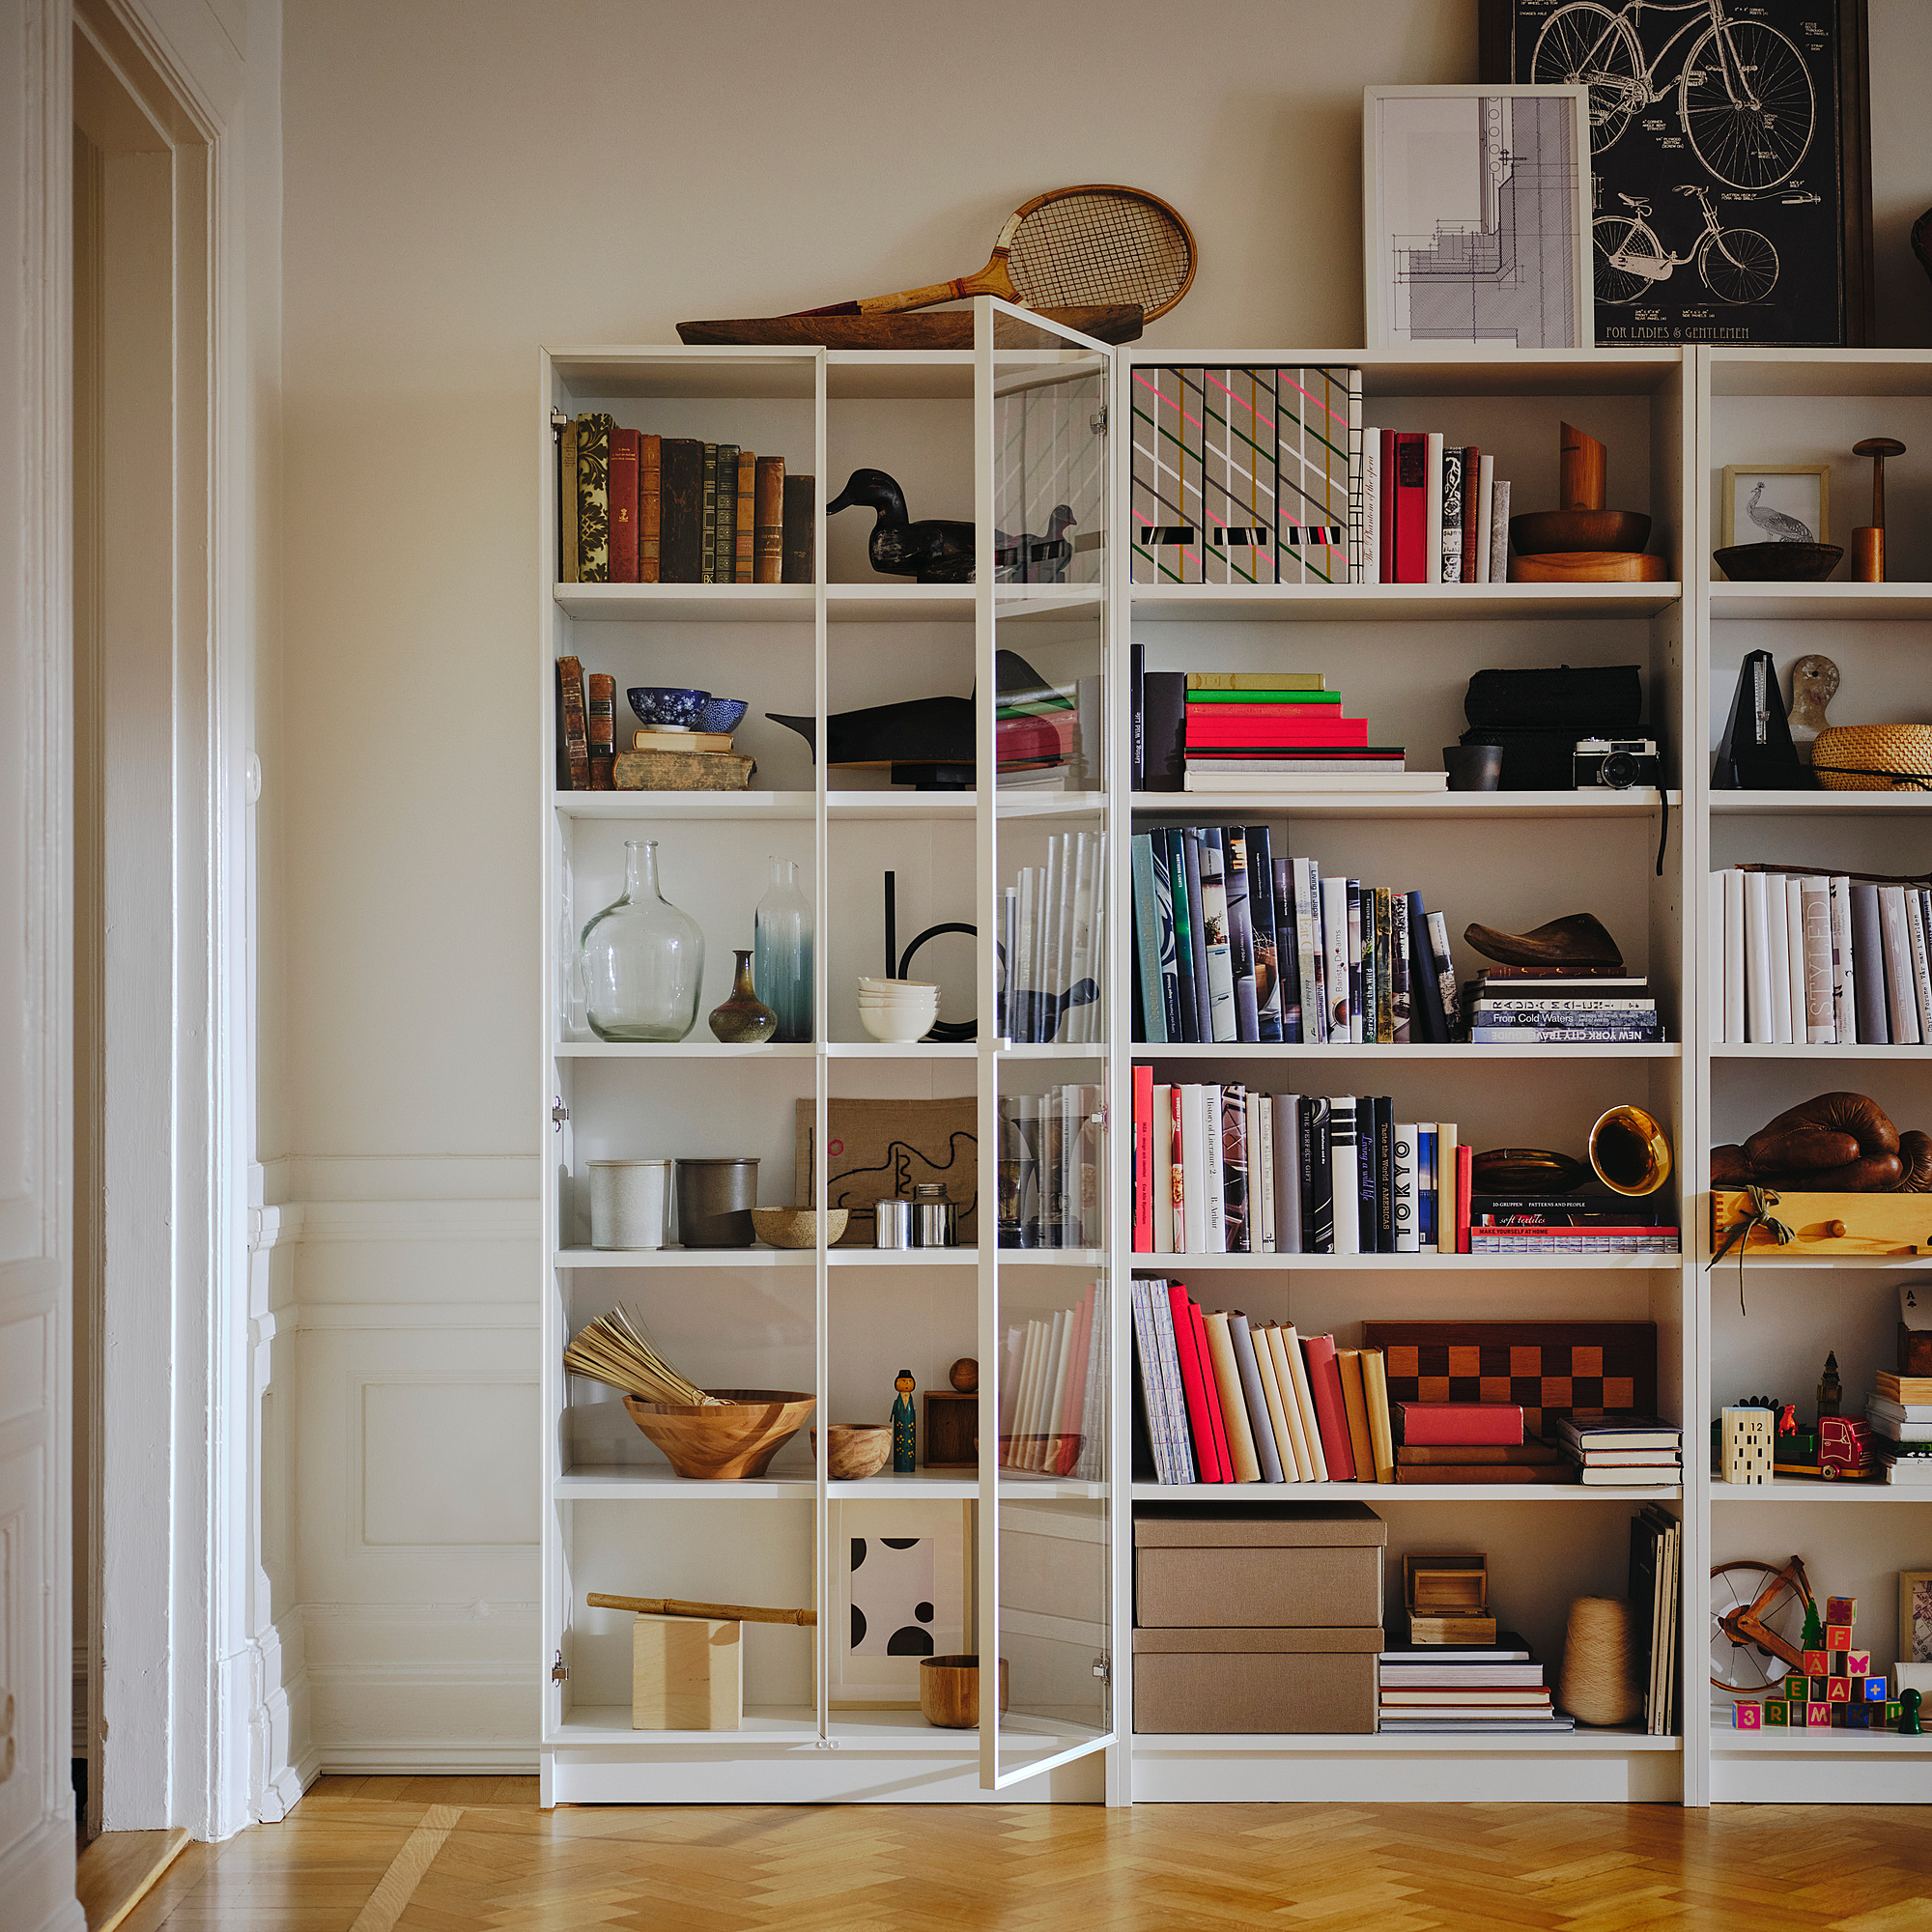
[{"x1": 1721, "y1": 1406, "x2": 1774, "y2": 1483}]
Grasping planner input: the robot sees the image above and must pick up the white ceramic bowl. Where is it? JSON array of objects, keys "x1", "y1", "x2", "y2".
[
  {"x1": 860, "y1": 1008, "x2": 937, "y2": 1043},
  {"x1": 857, "y1": 977, "x2": 937, "y2": 995},
  {"x1": 858, "y1": 999, "x2": 939, "y2": 1017}
]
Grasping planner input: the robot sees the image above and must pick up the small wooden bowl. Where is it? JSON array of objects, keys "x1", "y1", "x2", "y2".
[
  {"x1": 1510, "y1": 508, "x2": 1652, "y2": 555},
  {"x1": 624, "y1": 1388, "x2": 815, "y2": 1480},
  {"x1": 920, "y1": 1655, "x2": 1010, "y2": 1729},
  {"x1": 811, "y1": 1423, "x2": 893, "y2": 1480},
  {"x1": 750, "y1": 1207, "x2": 849, "y2": 1250},
  {"x1": 1509, "y1": 551, "x2": 1666, "y2": 582},
  {"x1": 1713, "y1": 541, "x2": 1843, "y2": 582},
  {"x1": 1471, "y1": 1149, "x2": 1591, "y2": 1195}
]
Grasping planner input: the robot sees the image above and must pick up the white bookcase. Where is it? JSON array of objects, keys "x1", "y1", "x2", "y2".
[{"x1": 538, "y1": 317, "x2": 1932, "y2": 1809}]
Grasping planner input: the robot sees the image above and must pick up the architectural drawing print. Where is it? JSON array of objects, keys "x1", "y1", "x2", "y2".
[{"x1": 1368, "y1": 89, "x2": 1592, "y2": 350}]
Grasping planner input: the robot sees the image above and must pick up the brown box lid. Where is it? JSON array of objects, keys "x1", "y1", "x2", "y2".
[
  {"x1": 1133, "y1": 1501, "x2": 1387, "y2": 1548},
  {"x1": 1132, "y1": 1626, "x2": 1384, "y2": 1654}
]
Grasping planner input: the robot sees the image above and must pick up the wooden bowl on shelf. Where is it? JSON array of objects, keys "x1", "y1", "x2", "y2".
[
  {"x1": 811, "y1": 1423, "x2": 893, "y2": 1480},
  {"x1": 1713, "y1": 541, "x2": 1842, "y2": 582},
  {"x1": 623, "y1": 1388, "x2": 815, "y2": 1480},
  {"x1": 1509, "y1": 551, "x2": 1666, "y2": 583},
  {"x1": 1509, "y1": 508, "x2": 1652, "y2": 555},
  {"x1": 919, "y1": 1655, "x2": 1009, "y2": 1729},
  {"x1": 750, "y1": 1207, "x2": 849, "y2": 1249}
]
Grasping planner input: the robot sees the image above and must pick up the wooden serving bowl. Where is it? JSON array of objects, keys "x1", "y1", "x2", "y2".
[
  {"x1": 1509, "y1": 508, "x2": 1651, "y2": 555},
  {"x1": 811, "y1": 1423, "x2": 893, "y2": 1480},
  {"x1": 920, "y1": 1655, "x2": 1010, "y2": 1729},
  {"x1": 749, "y1": 1207, "x2": 849, "y2": 1250},
  {"x1": 1508, "y1": 551, "x2": 1666, "y2": 582},
  {"x1": 1713, "y1": 541, "x2": 1843, "y2": 582},
  {"x1": 623, "y1": 1388, "x2": 815, "y2": 1480}
]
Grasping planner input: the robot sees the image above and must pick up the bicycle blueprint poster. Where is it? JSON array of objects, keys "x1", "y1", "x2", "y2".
[{"x1": 1490, "y1": 0, "x2": 1854, "y2": 346}]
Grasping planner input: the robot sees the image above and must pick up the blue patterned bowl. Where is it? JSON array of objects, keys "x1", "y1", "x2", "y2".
[
  {"x1": 696, "y1": 696, "x2": 750, "y2": 734},
  {"x1": 628, "y1": 686, "x2": 710, "y2": 729}
]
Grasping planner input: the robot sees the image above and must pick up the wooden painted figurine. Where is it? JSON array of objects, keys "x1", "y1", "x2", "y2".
[
  {"x1": 1902, "y1": 1687, "x2": 1924, "y2": 1736},
  {"x1": 892, "y1": 1369, "x2": 918, "y2": 1473},
  {"x1": 827, "y1": 469, "x2": 974, "y2": 583}
]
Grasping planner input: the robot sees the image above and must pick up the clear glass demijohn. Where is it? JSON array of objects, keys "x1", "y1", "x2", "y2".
[{"x1": 579, "y1": 838, "x2": 705, "y2": 1041}]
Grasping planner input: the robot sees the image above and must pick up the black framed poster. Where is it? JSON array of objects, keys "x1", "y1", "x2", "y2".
[{"x1": 1480, "y1": 0, "x2": 1873, "y2": 347}]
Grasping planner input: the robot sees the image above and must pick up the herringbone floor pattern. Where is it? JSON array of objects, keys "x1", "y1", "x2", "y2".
[{"x1": 113, "y1": 1777, "x2": 1932, "y2": 1932}]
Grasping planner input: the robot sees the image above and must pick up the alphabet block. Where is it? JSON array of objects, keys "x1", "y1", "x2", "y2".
[
  {"x1": 1887, "y1": 1700, "x2": 1904, "y2": 1728},
  {"x1": 1826, "y1": 1623, "x2": 1851, "y2": 1652},
  {"x1": 1825, "y1": 1595, "x2": 1857, "y2": 1624},
  {"x1": 1764, "y1": 1699, "x2": 1789, "y2": 1726},
  {"x1": 1846, "y1": 1701, "x2": 1873, "y2": 1729},
  {"x1": 1804, "y1": 1649, "x2": 1828, "y2": 1675},
  {"x1": 1807, "y1": 1702, "x2": 1832, "y2": 1727},
  {"x1": 1864, "y1": 1675, "x2": 1889, "y2": 1702},
  {"x1": 1829, "y1": 1675, "x2": 1852, "y2": 1702},
  {"x1": 1849, "y1": 1650, "x2": 1870, "y2": 1677},
  {"x1": 1784, "y1": 1673, "x2": 1809, "y2": 1702},
  {"x1": 1732, "y1": 1700, "x2": 1762, "y2": 1729}
]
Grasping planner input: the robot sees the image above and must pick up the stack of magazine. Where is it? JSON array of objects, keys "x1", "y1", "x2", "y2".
[{"x1": 1630, "y1": 1503, "x2": 1682, "y2": 1736}]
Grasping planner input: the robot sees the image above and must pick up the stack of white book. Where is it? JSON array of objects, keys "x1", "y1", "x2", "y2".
[{"x1": 1869, "y1": 1369, "x2": 1932, "y2": 1484}]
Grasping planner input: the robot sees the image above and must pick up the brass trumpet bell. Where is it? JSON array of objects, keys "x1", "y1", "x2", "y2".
[{"x1": 1589, "y1": 1104, "x2": 1672, "y2": 1197}]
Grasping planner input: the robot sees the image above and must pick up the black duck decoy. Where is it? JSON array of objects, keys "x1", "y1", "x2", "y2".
[
  {"x1": 993, "y1": 504, "x2": 1076, "y2": 583},
  {"x1": 826, "y1": 468, "x2": 974, "y2": 583}
]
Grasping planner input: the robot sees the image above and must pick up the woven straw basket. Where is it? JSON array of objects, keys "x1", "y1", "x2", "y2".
[{"x1": 1811, "y1": 724, "x2": 1932, "y2": 791}]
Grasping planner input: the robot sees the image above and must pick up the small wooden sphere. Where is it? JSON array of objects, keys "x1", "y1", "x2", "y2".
[{"x1": 949, "y1": 1357, "x2": 979, "y2": 1393}]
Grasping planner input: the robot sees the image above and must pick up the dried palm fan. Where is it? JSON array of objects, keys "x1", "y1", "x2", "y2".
[{"x1": 564, "y1": 1308, "x2": 720, "y2": 1406}]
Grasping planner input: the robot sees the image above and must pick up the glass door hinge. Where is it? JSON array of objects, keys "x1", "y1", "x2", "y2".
[
  {"x1": 1091, "y1": 406, "x2": 1108, "y2": 435},
  {"x1": 550, "y1": 409, "x2": 568, "y2": 431},
  {"x1": 551, "y1": 1651, "x2": 568, "y2": 1684},
  {"x1": 1092, "y1": 1655, "x2": 1111, "y2": 1684},
  {"x1": 552, "y1": 1098, "x2": 569, "y2": 1129}
]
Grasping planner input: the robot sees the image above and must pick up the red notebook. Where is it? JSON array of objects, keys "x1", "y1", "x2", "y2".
[
  {"x1": 1397, "y1": 1402, "x2": 1524, "y2": 1446},
  {"x1": 1185, "y1": 717, "x2": 1371, "y2": 747},
  {"x1": 1378, "y1": 428, "x2": 1397, "y2": 582},
  {"x1": 1132, "y1": 1065, "x2": 1153, "y2": 1253},
  {"x1": 1300, "y1": 1333, "x2": 1357, "y2": 1481},
  {"x1": 1456, "y1": 1144, "x2": 1474, "y2": 1254},
  {"x1": 608, "y1": 427, "x2": 640, "y2": 583},
  {"x1": 1191, "y1": 1297, "x2": 1236, "y2": 1482},
  {"x1": 1393, "y1": 432, "x2": 1428, "y2": 583},
  {"x1": 1167, "y1": 1284, "x2": 1224, "y2": 1483}
]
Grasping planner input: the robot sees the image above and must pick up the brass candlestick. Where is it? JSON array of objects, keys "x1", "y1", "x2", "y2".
[{"x1": 1851, "y1": 436, "x2": 1905, "y2": 582}]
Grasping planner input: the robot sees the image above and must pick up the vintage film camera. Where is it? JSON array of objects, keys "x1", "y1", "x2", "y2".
[{"x1": 1574, "y1": 737, "x2": 1661, "y2": 789}]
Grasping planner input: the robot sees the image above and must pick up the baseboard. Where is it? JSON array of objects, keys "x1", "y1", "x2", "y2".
[{"x1": 316, "y1": 1744, "x2": 540, "y2": 1774}]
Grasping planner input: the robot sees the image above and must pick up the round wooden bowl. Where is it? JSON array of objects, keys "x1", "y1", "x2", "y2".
[
  {"x1": 1509, "y1": 508, "x2": 1651, "y2": 555},
  {"x1": 1508, "y1": 551, "x2": 1666, "y2": 582},
  {"x1": 749, "y1": 1207, "x2": 849, "y2": 1250},
  {"x1": 623, "y1": 1388, "x2": 814, "y2": 1480},
  {"x1": 810, "y1": 1423, "x2": 893, "y2": 1480},
  {"x1": 1713, "y1": 541, "x2": 1842, "y2": 582},
  {"x1": 920, "y1": 1655, "x2": 1009, "y2": 1729},
  {"x1": 1471, "y1": 1149, "x2": 1591, "y2": 1195}
]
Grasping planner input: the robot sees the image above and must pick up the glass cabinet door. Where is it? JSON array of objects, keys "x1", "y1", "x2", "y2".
[{"x1": 975, "y1": 298, "x2": 1116, "y2": 1789}]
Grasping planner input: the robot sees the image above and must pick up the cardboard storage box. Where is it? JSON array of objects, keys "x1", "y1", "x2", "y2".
[
  {"x1": 1132, "y1": 1627, "x2": 1382, "y2": 1734},
  {"x1": 1134, "y1": 1502, "x2": 1386, "y2": 1629}
]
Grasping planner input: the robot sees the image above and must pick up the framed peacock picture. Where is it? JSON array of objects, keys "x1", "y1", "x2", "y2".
[{"x1": 1720, "y1": 463, "x2": 1830, "y2": 550}]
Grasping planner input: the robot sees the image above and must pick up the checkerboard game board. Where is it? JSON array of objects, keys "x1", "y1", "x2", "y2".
[{"x1": 1361, "y1": 1321, "x2": 1658, "y2": 1439}]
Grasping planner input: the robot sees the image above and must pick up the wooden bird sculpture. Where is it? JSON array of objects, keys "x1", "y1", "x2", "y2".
[
  {"x1": 994, "y1": 504, "x2": 1076, "y2": 583},
  {"x1": 1745, "y1": 480, "x2": 1814, "y2": 543},
  {"x1": 827, "y1": 468, "x2": 974, "y2": 583}
]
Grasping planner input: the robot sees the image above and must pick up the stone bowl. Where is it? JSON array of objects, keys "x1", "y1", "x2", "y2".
[
  {"x1": 749, "y1": 1206, "x2": 849, "y2": 1249},
  {"x1": 628, "y1": 685, "x2": 710, "y2": 728},
  {"x1": 810, "y1": 1422, "x2": 893, "y2": 1480},
  {"x1": 1713, "y1": 541, "x2": 1843, "y2": 582}
]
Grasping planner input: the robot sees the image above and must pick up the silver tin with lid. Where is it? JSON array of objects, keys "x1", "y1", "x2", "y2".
[
  {"x1": 873, "y1": 1198, "x2": 913, "y2": 1249},
  {"x1": 911, "y1": 1181, "x2": 956, "y2": 1248}
]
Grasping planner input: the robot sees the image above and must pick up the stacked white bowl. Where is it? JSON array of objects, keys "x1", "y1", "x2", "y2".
[{"x1": 857, "y1": 976, "x2": 940, "y2": 1043}]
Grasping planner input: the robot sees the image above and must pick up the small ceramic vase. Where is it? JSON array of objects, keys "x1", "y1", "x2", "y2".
[{"x1": 708, "y1": 950, "x2": 778, "y2": 1043}]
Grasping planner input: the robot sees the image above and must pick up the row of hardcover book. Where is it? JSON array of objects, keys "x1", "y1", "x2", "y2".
[
  {"x1": 1128, "y1": 1082, "x2": 1681, "y2": 1256},
  {"x1": 556, "y1": 414, "x2": 814, "y2": 585},
  {"x1": 1462, "y1": 969, "x2": 1662, "y2": 1045},
  {"x1": 1365, "y1": 431, "x2": 1513, "y2": 585},
  {"x1": 1000, "y1": 838, "x2": 1105, "y2": 1046},
  {"x1": 1127, "y1": 825, "x2": 1460, "y2": 1045},
  {"x1": 1871, "y1": 1371, "x2": 1932, "y2": 1485},
  {"x1": 1711, "y1": 867, "x2": 1932, "y2": 1046},
  {"x1": 997, "y1": 1282, "x2": 1102, "y2": 1481},
  {"x1": 1378, "y1": 1637, "x2": 1567, "y2": 1734}
]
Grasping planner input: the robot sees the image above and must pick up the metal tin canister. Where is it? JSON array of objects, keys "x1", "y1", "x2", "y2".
[
  {"x1": 911, "y1": 1181, "x2": 956, "y2": 1248},
  {"x1": 588, "y1": 1158, "x2": 671, "y2": 1250},
  {"x1": 673, "y1": 1156, "x2": 760, "y2": 1248},
  {"x1": 873, "y1": 1198, "x2": 912, "y2": 1249}
]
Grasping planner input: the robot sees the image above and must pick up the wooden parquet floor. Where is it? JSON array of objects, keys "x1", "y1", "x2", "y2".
[{"x1": 112, "y1": 1777, "x2": 1932, "y2": 1932}]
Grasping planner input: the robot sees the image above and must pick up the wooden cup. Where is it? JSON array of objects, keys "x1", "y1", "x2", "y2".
[{"x1": 919, "y1": 1655, "x2": 1009, "y2": 1728}]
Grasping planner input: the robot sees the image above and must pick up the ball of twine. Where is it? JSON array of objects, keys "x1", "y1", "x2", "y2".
[{"x1": 1557, "y1": 1596, "x2": 1641, "y2": 1726}]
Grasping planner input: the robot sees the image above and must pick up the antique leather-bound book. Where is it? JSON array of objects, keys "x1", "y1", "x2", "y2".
[
  {"x1": 713, "y1": 443, "x2": 738, "y2": 587},
  {"x1": 734, "y1": 450, "x2": 756, "y2": 582},
  {"x1": 753, "y1": 456, "x2": 784, "y2": 582},
  {"x1": 574, "y1": 412, "x2": 612, "y2": 583},
  {"x1": 781, "y1": 473, "x2": 814, "y2": 583},
  {"x1": 586, "y1": 673, "x2": 616, "y2": 790},
  {"x1": 660, "y1": 439, "x2": 704, "y2": 582},
  {"x1": 700, "y1": 442, "x2": 718, "y2": 583},
  {"x1": 555, "y1": 655, "x2": 589, "y2": 790},
  {"x1": 608, "y1": 428, "x2": 639, "y2": 583},
  {"x1": 558, "y1": 416, "x2": 580, "y2": 582},
  {"x1": 639, "y1": 434, "x2": 661, "y2": 582}
]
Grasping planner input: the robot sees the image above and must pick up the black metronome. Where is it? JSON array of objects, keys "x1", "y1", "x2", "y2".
[{"x1": 1713, "y1": 648, "x2": 1806, "y2": 789}]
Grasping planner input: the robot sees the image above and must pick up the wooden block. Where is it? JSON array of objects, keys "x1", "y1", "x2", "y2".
[
  {"x1": 632, "y1": 1613, "x2": 741, "y2": 1730},
  {"x1": 1764, "y1": 1698, "x2": 1789, "y2": 1725},
  {"x1": 1831, "y1": 1651, "x2": 1849, "y2": 1677},
  {"x1": 1887, "y1": 1700, "x2": 1904, "y2": 1727},
  {"x1": 1406, "y1": 1613, "x2": 1497, "y2": 1645},
  {"x1": 1804, "y1": 1649, "x2": 1828, "y2": 1675},
  {"x1": 1783, "y1": 1673, "x2": 1809, "y2": 1702},
  {"x1": 1826, "y1": 1595, "x2": 1858, "y2": 1624},
  {"x1": 1732, "y1": 1700, "x2": 1762, "y2": 1729},
  {"x1": 1847, "y1": 1701, "x2": 1874, "y2": 1728},
  {"x1": 1827, "y1": 1623, "x2": 1852, "y2": 1651},
  {"x1": 1713, "y1": 1189, "x2": 1932, "y2": 1258},
  {"x1": 1807, "y1": 1702, "x2": 1833, "y2": 1727},
  {"x1": 1811, "y1": 1675, "x2": 1831, "y2": 1701},
  {"x1": 1403, "y1": 1550, "x2": 1487, "y2": 1613},
  {"x1": 1849, "y1": 1649, "x2": 1871, "y2": 1677},
  {"x1": 1828, "y1": 1674, "x2": 1852, "y2": 1702},
  {"x1": 1865, "y1": 1675, "x2": 1889, "y2": 1701},
  {"x1": 922, "y1": 1390, "x2": 977, "y2": 1469}
]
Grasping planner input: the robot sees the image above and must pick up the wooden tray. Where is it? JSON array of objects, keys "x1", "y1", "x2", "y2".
[
  {"x1": 676, "y1": 304, "x2": 1143, "y2": 348},
  {"x1": 1712, "y1": 1189, "x2": 1932, "y2": 1258}
]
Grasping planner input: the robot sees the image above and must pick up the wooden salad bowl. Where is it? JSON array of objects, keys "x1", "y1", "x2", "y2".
[{"x1": 624, "y1": 1388, "x2": 815, "y2": 1481}]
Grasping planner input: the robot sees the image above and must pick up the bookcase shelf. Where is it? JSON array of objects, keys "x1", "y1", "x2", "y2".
[{"x1": 539, "y1": 334, "x2": 1932, "y2": 1812}]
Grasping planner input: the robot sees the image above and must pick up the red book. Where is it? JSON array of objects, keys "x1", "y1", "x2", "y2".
[
  {"x1": 1378, "y1": 428, "x2": 1397, "y2": 582},
  {"x1": 1186, "y1": 718, "x2": 1371, "y2": 747},
  {"x1": 1132, "y1": 1065, "x2": 1153, "y2": 1253},
  {"x1": 1167, "y1": 1286, "x2": 1224, "y2": 1482},
  {"x1": 608, "y1": 427, "x2": 639, "y2": 582},
  {"x1": 1300, "y1": 1333, "x2": 1357, "y2": 1481},
  {"x1": 1394, "y1": 432, "x2": 1428, "y2": 583},
  {"x1": 1457, "y1": 1144, "x2": 1473, "y2": 1254},
  {"x1": 1190, "y1": 1296, "x2": 1236, "y2": 1482},
  {"x1": 639, "y1": 434, "x2": 661, "y2": 582},
  {"x1": 1397, "y1": 1402, "x2": 1524, "y2": 1446},
  {"x1": 1460, "y1": 445, "x2": 1482, "y2": 584}
]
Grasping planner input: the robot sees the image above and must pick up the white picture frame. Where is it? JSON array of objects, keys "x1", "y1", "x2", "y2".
[
  {"x1": 1364, "y1": 85, "x2": 1594, "y2": 352},
  {"x1": 827, "y1": 1498, "x2": 972, "y2": 1709},
  {"x1": 1719, "y1": 464, "x2": 1831, "y2": 550}
]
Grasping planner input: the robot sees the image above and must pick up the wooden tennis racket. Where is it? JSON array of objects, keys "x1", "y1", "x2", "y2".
[{"x1": 790, "y1": 184, "x2": 1196, "y2": 323}]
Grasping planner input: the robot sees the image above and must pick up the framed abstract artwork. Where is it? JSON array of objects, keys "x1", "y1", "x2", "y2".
[
  {"x1": 1480, "y1": 0, "x2": 1874, "y2": 346},
  {"x1": 827, "y1": 1499, "x2": 972, "y2": 1708},
  {"x1": 1363, "y1": 84, "x2": 1594, "y2": 351}
]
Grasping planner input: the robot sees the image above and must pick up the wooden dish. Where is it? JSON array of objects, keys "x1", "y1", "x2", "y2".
[
  {"x1": 1471, "y1": 1149, "x2": 1591, "y2": 1195},
  {"x1": 676, "y1": 304, "x2": 1144, "y2": 349},
  {"x1": 811, "y1": 1423, "x2": 893, "y2": 1480},
  {"x1": 749, "y1": 1207, "x2": 849, "y2": 1250},
  {"x1": 1509, "y1": 509, "x2": 1651, "y2": 555},
  {"x1": 1508, "y1": 551, "x2": 1667, "y2": 583},
  {"x1": 624, "y1": 1388, "x2": 815, "y2": 1480},
  {"x1": 919, "y1": 1655, "x2": 1010, "y2": 1729},
  {"x1": 1713, "y1": 541, "x2": 1843, "y2": 582}
]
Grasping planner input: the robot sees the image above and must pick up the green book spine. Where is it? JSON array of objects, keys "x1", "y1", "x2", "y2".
[
  {"x1": 575, "y1": 412, "x2": 612, "y2": 584},
  {"x1": 701, "y1": 442, "x2": 718, "y2": 584},
  {"x1": 713, "y1": 443, "x2": 738, "y2": 588}
]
